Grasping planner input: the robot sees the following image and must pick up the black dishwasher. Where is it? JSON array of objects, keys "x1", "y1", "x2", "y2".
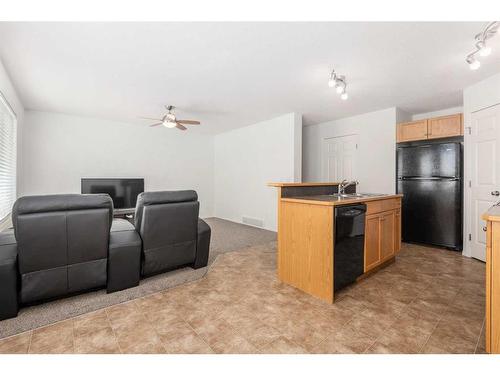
[{"x1": 334, "y1": 204, "x2": 366, "y2": 292}]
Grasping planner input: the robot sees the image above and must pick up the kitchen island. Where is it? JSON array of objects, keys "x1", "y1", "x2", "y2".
[{"x1": 269, "y1": 182, "x2": 402, "y2": 303}]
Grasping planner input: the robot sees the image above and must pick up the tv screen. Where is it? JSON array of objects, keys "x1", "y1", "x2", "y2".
[{"x1": 81, "y1": 178, "x2": 144, "y2": 209}]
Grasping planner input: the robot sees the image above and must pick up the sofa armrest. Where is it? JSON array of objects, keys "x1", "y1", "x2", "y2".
[
  {"x1": 0, "y1": 230, "x2": 19, "y2": 320},
  {"x1": 193, "y1": 218, "x2": 211, "y2": 269},
  {"x1": 107, "y1": 219, "x2": 142, "y2": 293}
]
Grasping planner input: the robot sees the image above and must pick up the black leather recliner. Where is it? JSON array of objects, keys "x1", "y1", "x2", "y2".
[
  {"x1": 134, "y1": 190, "x2": 211, "y2": 277},
  {"x1": 12, "y1": 194, "x2": 115, "y2": 305}
]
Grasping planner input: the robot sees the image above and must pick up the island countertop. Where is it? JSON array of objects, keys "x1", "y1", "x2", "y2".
[
  {"x1": 482, "y1": 204, "x2": 500, "y2": 222},
  {"x1": 267, "y1": 182, "x2": 341, "y2": 187},
  {"x1": 281, "y1": 193, "x2": 403, "y2": 206}
]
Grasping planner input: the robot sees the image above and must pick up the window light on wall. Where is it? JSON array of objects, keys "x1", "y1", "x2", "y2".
[{"x1": 0, "y1": 91, "x2": 17, "y2": 222}]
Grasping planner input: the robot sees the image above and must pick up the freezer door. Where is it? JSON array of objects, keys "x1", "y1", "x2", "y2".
[
  {"x1": 398, "y1": 179, "x2": 462, "y2": 249},
  {"x1": 397, "y1": 143, "x2": 460, "y2": 178}
]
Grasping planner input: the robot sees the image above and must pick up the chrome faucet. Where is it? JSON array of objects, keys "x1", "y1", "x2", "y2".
[{"x1": 338, "y1": 179, "x2": 359, "y2": 195}]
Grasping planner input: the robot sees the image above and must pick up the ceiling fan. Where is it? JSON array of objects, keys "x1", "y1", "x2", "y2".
[{"x1": 140, "y1": 105, "x2": 201, "y2": 131}]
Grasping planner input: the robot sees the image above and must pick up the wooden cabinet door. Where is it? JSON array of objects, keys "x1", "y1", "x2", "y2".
[
  {"x1": 428, "y1": 114, "x2": 463, "y2": 139},
  {"x1": 364, "y1": 214, "x2": 380, "y2": 272},
  {"x1": 486, "y1": 221, "x2": 492, "y2": 353},
  {"x1": 396, "y1": 120, "x2": 428, "y2": 142},
  {"x1": 380, "y1": 211, "x2": 395, "y2": 261},
  {"x1": 490, "y1": 221, "x2": 500, "y2": 353},
  {"x1": 394, "y1": 208, "x2": 401, "y2": 254}
]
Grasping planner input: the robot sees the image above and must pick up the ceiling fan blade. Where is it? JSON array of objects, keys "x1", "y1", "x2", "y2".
[
  {"x1": 176, "y1": 123, "x2": 187, "y2": 131},
  {"x1": 176, "y1": 119, "x2": 200, "y2": 125},
  {"x1": 149, "y1": 123, "x2": 163, "y2": 127},
  {"x1": 140, "y1": 116, "x2": 163, "y2": 121}
]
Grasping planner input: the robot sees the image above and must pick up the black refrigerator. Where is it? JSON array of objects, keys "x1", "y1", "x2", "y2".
[{"x1": 396, "y1": 142, "x2": 463, "y2": 250}]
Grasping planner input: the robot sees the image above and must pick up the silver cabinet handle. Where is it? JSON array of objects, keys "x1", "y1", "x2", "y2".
[{"x1": 492, "y1": 191, "x2": 500, "y2": 196}]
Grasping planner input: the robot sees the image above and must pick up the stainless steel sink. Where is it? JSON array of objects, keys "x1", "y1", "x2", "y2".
[{"x1": 331, "y1": 193, "x2": 387, "y2": 199}]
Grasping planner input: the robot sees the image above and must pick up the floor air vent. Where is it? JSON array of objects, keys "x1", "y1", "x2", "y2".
[{"x1": 242, "y1": 216, "x2": 264, "y2": 228}]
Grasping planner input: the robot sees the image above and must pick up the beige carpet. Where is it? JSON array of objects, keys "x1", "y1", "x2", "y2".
[{"x1": 0, "y1": 217, "x2": 277, "y2": 339}]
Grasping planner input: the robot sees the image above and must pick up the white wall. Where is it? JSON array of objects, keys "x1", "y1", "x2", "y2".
[
  {"x1": 0, "y1": 59, "x2": 24, "y2": 230},
  {"x1": 412, "y1": 106, "x2": 463, "y2": 121},
  {"x1": 303, "y1": 107, "x2": 397, "y2": 194},
  {"x1": 462, "y1": 72, "x2": 500, "y2": 257},
  {"x1": 214, "y1": 113, "x2": 302, "y2": 231},
  {"x1": 21, "y1": 111, "x2": 215, "y2": 218}
]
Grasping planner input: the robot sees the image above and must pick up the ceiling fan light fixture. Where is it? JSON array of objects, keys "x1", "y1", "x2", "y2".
[
  {"x1": 163, "y1": 120, "x2": 177, "y2": 128},
  {"x1": 142, "y1": 105, "x2": 201, "y2": 131},
  {"x1": 340, "y1": 91, "x2": 349, "y2": 100}
]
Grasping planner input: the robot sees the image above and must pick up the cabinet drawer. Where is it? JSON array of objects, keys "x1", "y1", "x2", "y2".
[{"x1": 366, "y1": 198, "x2": 400, "y2": 215}]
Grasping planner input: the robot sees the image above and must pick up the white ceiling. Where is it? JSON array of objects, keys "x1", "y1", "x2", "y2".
[{"x1": 0, "y1": 22, "x2": 499, "y2": 134}]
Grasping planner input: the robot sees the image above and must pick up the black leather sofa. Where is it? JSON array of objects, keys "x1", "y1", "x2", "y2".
[{"x1": 0, "y1": 190, "x2": 211, "y2": 321}]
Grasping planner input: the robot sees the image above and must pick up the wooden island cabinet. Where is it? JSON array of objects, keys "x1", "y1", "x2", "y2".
[
  {"x1": 483, "y1": 206, "x2": 500, "y2": 354},
  {"x1": 365, "y1": 200, "x2": 401, "y2": 272},
  {"x1": 268, "y1": 182, "x2": 402, "y2": 303}
]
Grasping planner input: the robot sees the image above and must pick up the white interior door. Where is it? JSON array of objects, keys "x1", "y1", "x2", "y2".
[
  {"x1": 322, "y1": 134, "x2": 358, "y2": 182},
  {"x1": 469, "y1": 104, "x2": 500, "y2": 261}
]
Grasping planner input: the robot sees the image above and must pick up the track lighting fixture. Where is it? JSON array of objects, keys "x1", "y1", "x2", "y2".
[
  {"x1": 328, "y1": 68, "x2": 348, "y2": 100},
  {"x1": 466, "y1": 21, "x2": 499, "y2": 70}
]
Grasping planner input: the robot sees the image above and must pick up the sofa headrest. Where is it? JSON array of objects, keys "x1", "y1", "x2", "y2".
[
  {"x1": 134, "y1": 190, "x2": 198, "y2": 231},
  {"x1": 137, "y1": 190, "x2": 198, "y2": 206},
  {"x1": 13, "y1": 194, "x2": 114, "y2": 215},
  {"x1": 12, "y1": 194, "x2": 114, "y2": 235}
]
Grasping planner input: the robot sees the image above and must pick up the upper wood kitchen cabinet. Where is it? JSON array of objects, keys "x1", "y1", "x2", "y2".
[
  {"x1": 396, "y1": 119, "x2": 428, "y2": 142},
  {"x1": 427, "y1": 113, "x2": 463, "y2": 139},
  {"x1": 396, "y1": 113, "x2": 463, "y2": 143}
]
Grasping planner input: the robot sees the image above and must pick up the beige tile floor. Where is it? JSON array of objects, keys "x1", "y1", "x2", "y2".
[{"x1": 0, "y1": 242, "x2": 486, "y2": 354}]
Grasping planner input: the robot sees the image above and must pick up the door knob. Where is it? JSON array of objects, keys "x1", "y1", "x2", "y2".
[{"x1": 492, "y1": 191, "x2": 500, "y2": 196}]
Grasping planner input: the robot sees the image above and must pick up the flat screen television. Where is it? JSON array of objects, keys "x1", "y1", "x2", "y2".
[{"x1": 81, "y1": 178, "x2": 144, "y2": 209}]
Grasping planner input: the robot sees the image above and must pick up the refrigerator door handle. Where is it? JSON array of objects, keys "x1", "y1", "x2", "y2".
[{"x1": 398, "y1": 176, "x2": 459, "y2": 181}]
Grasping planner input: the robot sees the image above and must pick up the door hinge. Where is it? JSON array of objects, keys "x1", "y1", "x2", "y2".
[
  {"x1": 469, "y1": 180, "x2": 472, "y2": 188},
  {"x1": 465, "y1": 126, "x2": 472, "y2": 135},
  {"x1": 469, "y1": 233, "x2": 472, "y2": 241},
  {"x1": 356, "y1": 143, "x2": 358, "y2": 149}
]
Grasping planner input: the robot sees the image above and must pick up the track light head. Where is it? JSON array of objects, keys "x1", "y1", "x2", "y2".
[
  {"x1": 480, "y1": 44, "x2": 492, "y2": 57},
  {"x1": 466, "y1": 22, "x2": 499, "y2": 70},
  {"x1": 467, "y1": 57, "x2": 481, "y2": 70},
  {"x1": 328, "y1": 69, "x2": 349, "y2": 100}
]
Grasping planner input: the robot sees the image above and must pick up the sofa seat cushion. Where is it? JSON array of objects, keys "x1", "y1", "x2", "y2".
[{"x1": 142, "y1": 240, "x2": 196, "y2": 277}]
